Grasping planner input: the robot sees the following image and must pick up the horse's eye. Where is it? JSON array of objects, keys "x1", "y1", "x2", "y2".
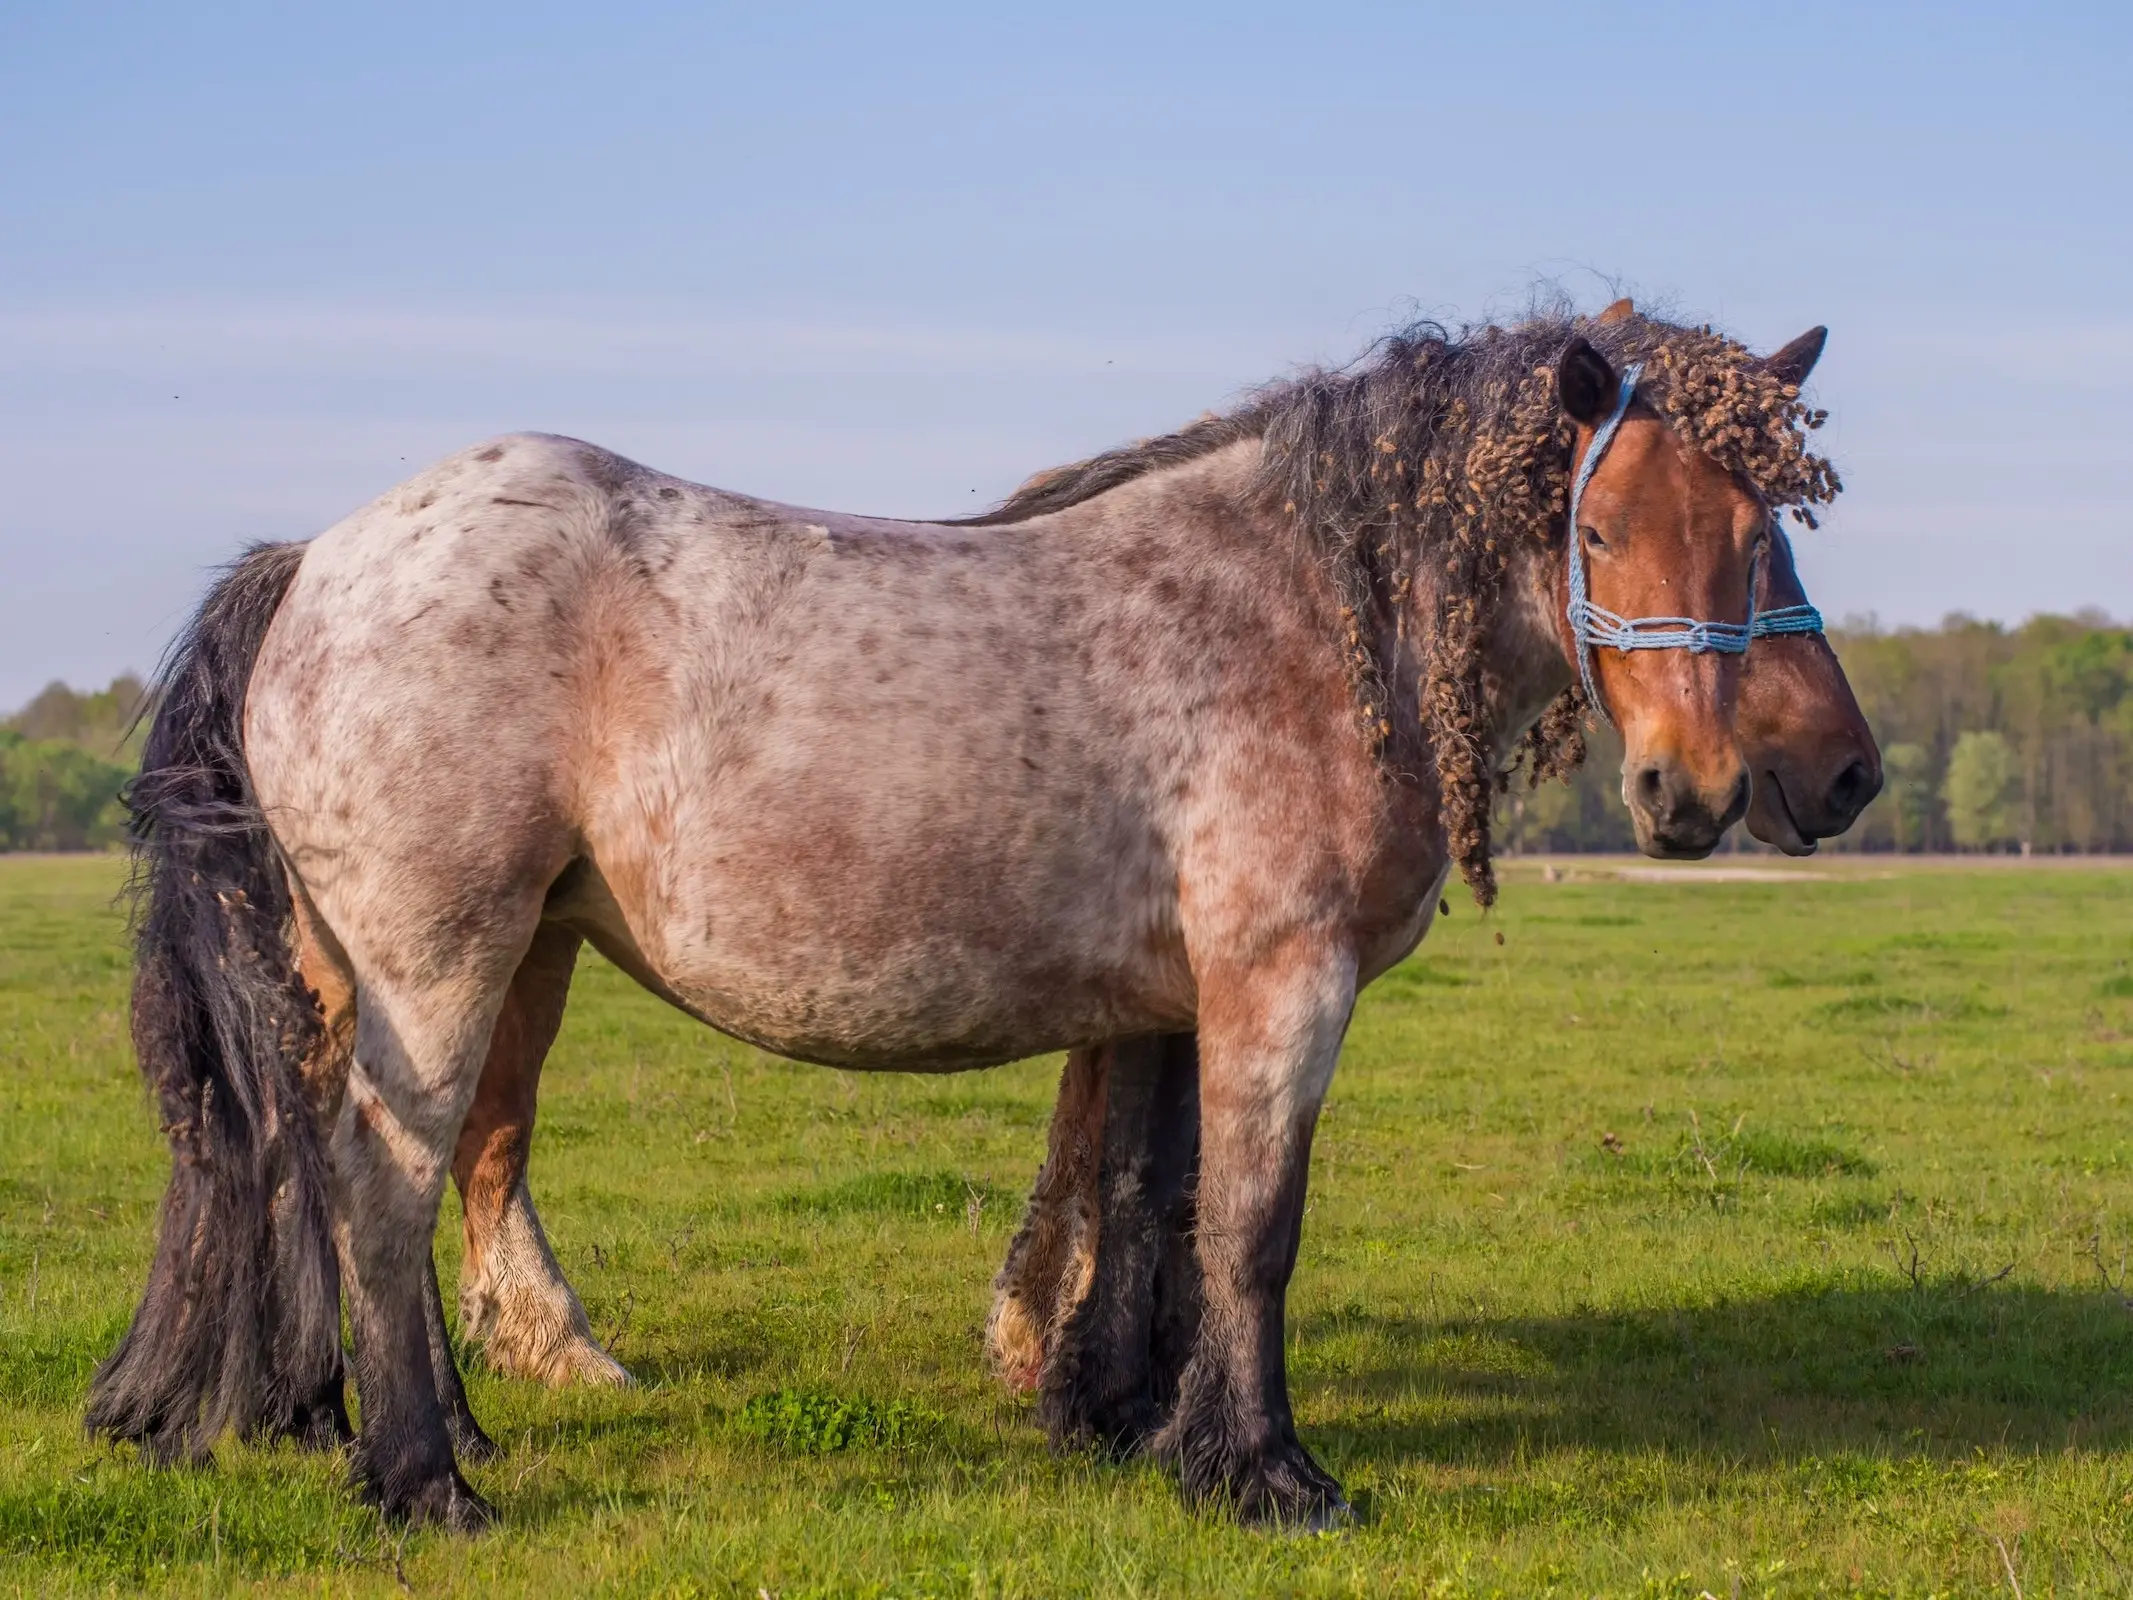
[{"x1": 1580, "y1": 524, "x2": 1607, "y2": 552}]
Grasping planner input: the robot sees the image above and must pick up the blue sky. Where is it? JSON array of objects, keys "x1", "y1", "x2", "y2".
[{"x1": 2, "y1": 1, "x2": 2127, "y2": 708}]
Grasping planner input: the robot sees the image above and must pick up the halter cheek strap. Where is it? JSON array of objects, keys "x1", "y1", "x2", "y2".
[{"x1": 1564, "y1": 361, "x2": 1825, "y2": 725}]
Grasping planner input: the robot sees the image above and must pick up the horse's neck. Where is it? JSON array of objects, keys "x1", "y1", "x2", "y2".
[
  {"x1": 1481, "y1": 539, "x2": 1577, "y2": 765},
  {"x1": 1367, "y1": 531, "x2": 1575, "y2": 769},
  {"x1": 1046, "y1": 445, "x2": 1572, "y2": 771}
]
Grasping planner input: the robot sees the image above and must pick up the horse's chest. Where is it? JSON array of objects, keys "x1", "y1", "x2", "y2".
[
  {"x1": 1346, "y1": 780, "x2": 1454, "y2": 984},
  {"x1": 1351, "y1": 857, "x2": 1453, "y2": 986}
]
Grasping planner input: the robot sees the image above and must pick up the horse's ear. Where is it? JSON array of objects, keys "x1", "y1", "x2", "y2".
[
  {"x1": 1558, "y1": 337, "x2": 1618, "y2": 426},
  {"x1": 1764, "y1": 326, "x2": 1828, "y2": 388},
  {"x1": 1595, "y1": 297, "x2": 1635, "y2": 326}
]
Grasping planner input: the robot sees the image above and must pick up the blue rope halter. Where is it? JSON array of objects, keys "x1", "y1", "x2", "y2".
[{"x1": 1565, "y1": 361, "x2": 1824, "y2": 724}]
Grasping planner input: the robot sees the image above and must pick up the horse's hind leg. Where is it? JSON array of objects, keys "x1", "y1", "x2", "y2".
[
  {"x1": 323, "y1": 902, "x2": 544, "y2": 1529},
  {"x1": 416, "y1": 923, "x2": 616, "y2": 1456},
  {"x1": 412, "y1": 923, "x2": 603, "y2": 1459},
  {"x1": 280, "y1": 889, "x2": 360, "y2": 1449},
  {"x1": 443, "y1": 924, "x2": 630, "y2": 1388},
  {"x1": 1039, "y1": 1034, "x2": 1199, "y2": 1455},
  {"x1": 292, "y1": 881, "x2": 540, "y2": 1465},
  {"x1": 299, "y1": 875, "x2": 514, "y2": 1469},
  {"x1": 992, "y1": 1038, "x2": 1206, "y2": 1434},
  {"x1": 420, "y1": 1246, "x2": 495, "y2": 1462}
]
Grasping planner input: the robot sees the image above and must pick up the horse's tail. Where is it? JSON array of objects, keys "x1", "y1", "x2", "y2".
[{"x1": 85, "y1": 541, "x2": 349, "y2": 1462}]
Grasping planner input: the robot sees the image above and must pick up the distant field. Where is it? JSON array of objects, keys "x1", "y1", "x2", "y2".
[{"x1": 7, "y1": 853, "x2": 2133, "y2": 1597}]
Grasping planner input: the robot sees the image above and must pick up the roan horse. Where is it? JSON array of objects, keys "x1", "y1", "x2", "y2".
[
  {"x1": 424, "y1": 366, "x2": 1881, "y2": 1417},
  {"x1": 90, "y1": 304, "x2": 1849, "y2": 1531}
]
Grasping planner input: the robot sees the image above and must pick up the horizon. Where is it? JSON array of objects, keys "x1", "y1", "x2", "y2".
[{"x1": 4, "y1": 1, "x2": 2128, "y2": 707}]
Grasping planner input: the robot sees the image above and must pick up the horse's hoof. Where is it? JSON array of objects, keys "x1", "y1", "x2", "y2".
[
  {"x1": 1238, "y1": 1471, "x2": 1352, "y2": 1533},
  {"x1": 1170, "y1": 1433, "x2": 1351, "y2": 1532},
  {"x1": 474, "y1": 1323, "x2": 633, "y2": 1389},
  {"x1": 359, "y1": 1460, "x2": 496, "y2": 1533},
  {"x1": 554, "y1": 1339, "x2": 633, "y2": 1390},
  {"x1": 277, "y1": 1389, "x2": 354, "y2": 1453},
  {"x1": 1087, "y1": 1399, "x2": 1164, "y2": 1461},
  {"x1": 1234, "y1": 1460, "x2": 1351, "y2": 1532},
  {"x1": 1040, "y1": 1386, "x2": 1162, "y2": 1460},
  {"x1": 401, "y1": 1470, "x2": 496, "y2": 1533}
]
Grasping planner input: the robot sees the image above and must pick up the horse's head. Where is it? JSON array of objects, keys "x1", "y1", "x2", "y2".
[
  {"x1": 1738, "y1": 524, "x2": 1881, "y2": 853},
  {"x1": 1556, "y1": 333, "x2": 1778, "y2": 857}
]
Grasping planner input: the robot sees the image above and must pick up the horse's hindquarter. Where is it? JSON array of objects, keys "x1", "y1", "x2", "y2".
[{"x1": 247, "y1": 440, "x2": 606, "y2": 1003}]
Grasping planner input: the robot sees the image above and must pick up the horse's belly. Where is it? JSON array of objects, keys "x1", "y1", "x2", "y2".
[
  {"x1": 669, "y1": 954, "x2": 1174, "y2": 1071},
  {"x1": 569, "y1": 803, "x2": 1193, "y2": 1071},
  {"x1": 628, "y1": 921, "x2": 1189, "y2": 1072}
]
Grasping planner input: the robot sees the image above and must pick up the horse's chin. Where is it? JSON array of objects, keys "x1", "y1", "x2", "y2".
[
  {"x1": 1630, "y1": 820, "x2": 1723, "y2": 862},
  {"x1": 1749, "y1": 773, "x2": 1820, "y2": 858},
  {"x1": 1639, "y1": 840, "x2": 1720, "y2": 862}
]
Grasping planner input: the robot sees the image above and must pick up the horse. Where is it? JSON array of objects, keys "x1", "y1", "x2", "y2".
[
  {"x1": 424, "y1": 379, "x2": 1878, "y2": 1417},
  {"x1": 89, "y1": 303, "x2": 1841, "y2": 1531},
  {"x1": 401, "y1": 479, "x2": 1879, "y2": 1437}
]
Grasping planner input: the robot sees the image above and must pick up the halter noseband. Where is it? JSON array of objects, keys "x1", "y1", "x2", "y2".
[{"x1": 1565, "y1": 361, "x2": 1824, "y2": 725}]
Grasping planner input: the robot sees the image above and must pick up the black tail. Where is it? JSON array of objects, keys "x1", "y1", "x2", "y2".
[{"x1": 86, "y1": 541, "x2": 349, "y2": 1462}]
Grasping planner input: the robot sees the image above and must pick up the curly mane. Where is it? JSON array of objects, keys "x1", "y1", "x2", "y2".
[{"x1": 963, "y1": 303, "x2": 1842, "y2": 905}]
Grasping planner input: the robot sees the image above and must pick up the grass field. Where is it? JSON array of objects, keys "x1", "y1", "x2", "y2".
[{"x1": 7, "y1": 854, "x2": 2133, "y2": 1596}]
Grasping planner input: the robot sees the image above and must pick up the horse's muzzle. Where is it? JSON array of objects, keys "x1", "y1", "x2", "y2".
[
  {"x1": 1629, "y1": 760, "x2": 1750, "y2": 859},
  {"x1": 1754, "y1": 748, "x2": 1884, "y2": 855}
]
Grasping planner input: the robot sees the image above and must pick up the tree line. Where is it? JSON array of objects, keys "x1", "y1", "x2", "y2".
[
  {"x1": 7, "y1": 613, "x2": 2132, "y2": 853},
  {"x1": 0, "y1": 676, "x2": 145, "y2": 851}
]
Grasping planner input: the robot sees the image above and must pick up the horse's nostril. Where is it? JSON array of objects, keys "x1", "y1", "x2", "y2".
[
  {"x1": 1634, "y1": 766, "x2": 1667, "y2": 813},
  {"x1": 1828, "y1": 758, "x2": 1874, "y2": 817}
]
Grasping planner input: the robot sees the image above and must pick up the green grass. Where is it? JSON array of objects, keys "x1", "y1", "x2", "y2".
[{"x1": 7, "y1": 854, "x2": 2133, "y2": 1596}]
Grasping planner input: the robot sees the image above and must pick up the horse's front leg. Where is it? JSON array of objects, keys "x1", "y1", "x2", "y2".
[
  {"x1": 1040, "y1": 1032, "x2": 1199, "y2": 1454},
  {"x1": 1151, "y1": 942, "x2": 1354, "y2": 1528},
  {"x1": 990, "y1": 1039, "x2": 1206, "y2": 1434},
  {"x1": 1146, "y1": 1127, "x2": 1204, "y2": 1417}
]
